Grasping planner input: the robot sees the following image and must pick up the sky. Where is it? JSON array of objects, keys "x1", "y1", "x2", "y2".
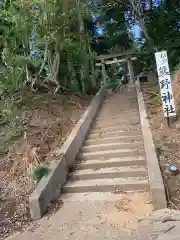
[
  {"x1": 134, "y1": 25, "x2": 141, "y2": 39},
  {"x1": 96, "y1": 27, "x2": 104, "y2": 35},
  {"x1": 94, "y1": 0, "x2": 161, "y2": 39}
]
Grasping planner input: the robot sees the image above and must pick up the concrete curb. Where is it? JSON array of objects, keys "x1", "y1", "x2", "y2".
[
  {"x1": 29, "y1": 88, "x2": 106, "y2": 220},
  {"x1": 135, "y1": 81, "x2": 167, "y2": 210}
]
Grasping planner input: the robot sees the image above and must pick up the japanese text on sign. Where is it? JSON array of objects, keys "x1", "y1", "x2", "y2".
[{"x1": 155, "y1": 51, "x2": 176, "y2": 117}]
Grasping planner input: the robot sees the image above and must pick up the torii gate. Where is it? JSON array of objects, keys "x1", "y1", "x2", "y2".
[{"x1": 95, "y1": 52, "x2": 137, "y2": 86}]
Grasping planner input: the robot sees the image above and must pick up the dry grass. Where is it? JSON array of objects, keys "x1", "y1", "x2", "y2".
[
  {"x1": 0, "y1": 90, "x2": 91, "y2": 239},
  {"x1": 141, "y1": 70, "x2": 180, "y2": 211}
]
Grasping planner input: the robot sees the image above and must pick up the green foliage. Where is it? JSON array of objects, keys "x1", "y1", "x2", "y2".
[
  {"x1": 32, "y1": 165, "x2": 50, "y2": 183},
  {"x1": 0, "y1": 0, "x2": 99, "y2": 96},
  {"x1": 1, "y1": 0, "x2": 179, "y2": 95},
  {"x1": 0, "y1": 96, "x2": 32, "y2": 156},
  {"x1": 143, "y1": 2, "x2": 180, "y2": 69},
  {"x1": 0, "y1": 66, "x2": 25, "y2": 95},
  {"x1": 155, "y1": 145, "x2": 163, "y2": 159},
  {"x1": 92, "y1": 0, "x2": 132, "y2": 54}
]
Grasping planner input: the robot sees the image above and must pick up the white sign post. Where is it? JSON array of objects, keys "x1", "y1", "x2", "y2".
[{"x1": 155, "y1": 51, "x2": 176, "y2": 126}]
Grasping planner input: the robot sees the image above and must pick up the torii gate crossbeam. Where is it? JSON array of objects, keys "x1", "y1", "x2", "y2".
[{"x1": 95, "y1": 52, "x2": 137, "y2": 86}]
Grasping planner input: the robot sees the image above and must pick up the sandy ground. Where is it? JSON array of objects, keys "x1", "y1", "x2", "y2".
[{"x1": 6, "y1": 192, "x2": 154, "y2": 240}]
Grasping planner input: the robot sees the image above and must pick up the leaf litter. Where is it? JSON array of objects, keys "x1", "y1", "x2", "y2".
[{"x1": 0, "y1": 90, "x2": 91, "y2": 239}]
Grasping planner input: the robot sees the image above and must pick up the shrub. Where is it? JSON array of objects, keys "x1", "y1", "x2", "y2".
[{"x1": 32, "y1": 165, "x2": 50, "y2": 183}]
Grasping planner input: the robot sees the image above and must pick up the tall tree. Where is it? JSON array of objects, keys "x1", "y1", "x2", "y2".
[
  {"x1": 90, "y1": 0, "x2": 133, "y2": 54},
  {"x1": 0, "y1": 0, "x2": 99, "y2": 95},
  {"x1": 148, "y1": 0, "x2": 152, "y2": 10},
  {"x1": 102, "y1": 0, "x2": 155, "y2": 48}
]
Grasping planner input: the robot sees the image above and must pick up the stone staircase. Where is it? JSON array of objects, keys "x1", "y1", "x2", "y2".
[
  {"x1": 62, "y1": 88, "x2": 149, "y2": 196},
  {"x1": 8, "y1": 88, "x2": 155, "y2": 240}
]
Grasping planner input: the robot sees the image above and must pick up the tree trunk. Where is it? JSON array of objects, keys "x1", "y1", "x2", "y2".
[
  {"x1": 128, "y1": 0, "x2": 157, "y2": 50},
  {"x1": 67, "y1": 53, "x2": 77, "y2": 87},
  {"x1": 87, "y1": 41, "x2": 97, "y2": 89},
  {"x1": 51, "y1": 52, "x2": 60, "y2": 94},
  {"x1": 138, "y1": 18, "x2": 155, "y2": 48},
  {"x1": 38, "y1": 42, "x2": 48, "y2": 76},
  {"x1": 76, "y1": 0, "x2": 87, "y2": 94},
  {"x1": 148, "y1": 0, "x2": 152, "y2": 10}
]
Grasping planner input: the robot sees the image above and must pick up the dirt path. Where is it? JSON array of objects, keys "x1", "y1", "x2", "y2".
[{"x1": 7, "y1": 192, "x2": 153, "y2": 240}]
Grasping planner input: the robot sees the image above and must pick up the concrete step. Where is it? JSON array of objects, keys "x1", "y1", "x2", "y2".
[
  {"x1": 76, "y1": 157, "x2": 146, "y2": 170},
  {"x1": 99, "y1": 106, "x2": 138, "y2": 111},
  {"x1": 94, "y1": 119, "x2": 140, "y2": 127},
  {"x1": 81, "y1": 142, "x2": 142, "y2": 153},
  {"x1": 62, "y1": 177, "x2": 149, "y2": 193},
  {"x1": 98, "y1": 106, "x2": 138, "y2": 111},
  {"x1": 97, "y1": 111, "x2": 139, "y2": 118},
  {"x1": 78, "y1": 149, "x2": 144, "y2": 161},
  {"x1": 100, "y1": 101, "x2": 138, "y2": 105},
  {"x1": 99, "y1": 104, "x2": 138, "y2": 108},
  {"x1": 84, "y1": 135, "x2": 143, "y2": 145},
  {"x1": 87, "y1": 130, "x2": 140, "y2": 140},
  {"x1": 101, "y1": 101, "x2": 138, "y2": 106},
  {"x1": 96, "y1": 113, "x2": 139, "y2": 120},
  {"x1": 102, "y1": 95, "x2": 137, "y2": 100},
  {"x1": 61, "y1": 191, "x2": 151, "y2": 202},
  {"x1": 95, "y1": 113, "x2": 140, "y2": 119},
  {"x1": 95, "y1": 116, "x2": 140, "y2": 124},
  {"x1": 100, "y1": 100, "x2": 137, "y2": 105},
  {"x1": 70, "y1": 166, "x2": 148, "y2": 180},
  {"x1": 90, "y1": 125, "x2": 141, "y2": 134},
  {"x1": 76, "y1": 157, "x2": 146, "y2": 169},
  {"x1": 94, "y1": 122, "x2": 141, "y2": 129},
  {"x1": 101, "y1": 100, "x2": 138, "y2": 106},
  {"x1": 101, "y1": 100, "x2": 137, "y2": 104}
]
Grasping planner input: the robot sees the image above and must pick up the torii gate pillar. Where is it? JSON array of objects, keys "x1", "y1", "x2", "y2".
[
  {"x1": 127, "y1": 59, "x2": 134, "y2": 85},
  {"x1": 101, "y1": 61, "x2": 107, "y2": 86}
]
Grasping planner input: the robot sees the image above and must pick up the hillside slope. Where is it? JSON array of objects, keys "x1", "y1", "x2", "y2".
[{"x1": 0, "y1": 90, "x2": 91, "y2": 239}]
